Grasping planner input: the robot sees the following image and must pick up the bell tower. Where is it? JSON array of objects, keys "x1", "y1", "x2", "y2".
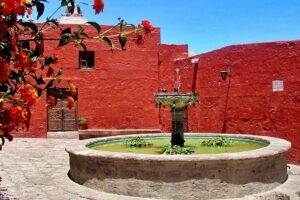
[{"x1": 59, "y1": 3, "x2": 88, "y2": 24}]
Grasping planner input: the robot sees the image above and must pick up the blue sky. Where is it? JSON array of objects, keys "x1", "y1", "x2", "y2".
[{"x1": 34, "y1": 0, "x2": 300, "y2": 54}]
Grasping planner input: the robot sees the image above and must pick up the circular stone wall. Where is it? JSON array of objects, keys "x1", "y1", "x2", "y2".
[{"x1": 66, "y1": 133, "x2": 291, "y2": 199}]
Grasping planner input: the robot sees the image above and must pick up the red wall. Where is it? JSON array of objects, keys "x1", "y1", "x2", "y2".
[
  {"x1": 13, "y1": 24, "x2": 300, "y2": 164},
  {"x1": 172, "y1": 41, "x2": 300, "y2": 164},
  {"x1": 14, "y1": 24, "x2": 178, "y2": 137}
]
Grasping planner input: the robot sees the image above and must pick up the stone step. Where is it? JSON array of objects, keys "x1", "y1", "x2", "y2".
[
  {"x1": 79, "y1": 129, "x2": 161, "y2": 140},
  {"x1": 47, "y1": 131, "x2": 79, "y2": 139}
]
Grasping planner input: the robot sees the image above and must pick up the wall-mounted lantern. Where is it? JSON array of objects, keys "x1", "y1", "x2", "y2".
[
  {"x1": 220, "y1": 71, "x2": 228, "y2": 80},
  {"x1": 220, "y1": 64, "x2": 231, "y2": 80}
]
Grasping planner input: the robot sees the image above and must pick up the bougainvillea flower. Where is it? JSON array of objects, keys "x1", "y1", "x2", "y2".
[
  {"x1": 48, "y1": 96, "x2": 56, "y2": 105},
  {"x1": 69, "y1": 82, "x2": 76, "y2": 96},
  {"x1": 8, "y1": 105, "x2": 28, "y2": 124},
  {"x1": 141, "y1": 20, "x2": 154, "y2": 34},
  {"x1": 93, "y1": 0, "x2": 104, "y2": 14},
  {"x1": 0, "y1": 60, "x2": 10, "y2": 83},
  {"x1": 67, "y1": 96, "x2": 75, "y2": 109},
  {"x1": 0, "y1": 0, "x2": 32, "y2": 17},
  {"x1": 47, "y1": 95, "x2": 56, "y2": 110},
  {"x1": 10, "y1": 38, "x2": 18, "y2": 53},
  {"x1": 21, "y1": 85, "x2": 38, "y2": 106},
  {"x1": 14, "y1": 51, "x2": 30, "y2": 69}
]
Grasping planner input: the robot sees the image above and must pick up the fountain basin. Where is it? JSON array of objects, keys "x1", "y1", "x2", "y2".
[{"x1": 66, "y1": 133, "x2": 291, "y2": 199}]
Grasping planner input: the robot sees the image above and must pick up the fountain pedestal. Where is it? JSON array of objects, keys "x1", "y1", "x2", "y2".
[
  {"x1": 154, "y1": 92, "x2": 199, "y2": 146},
  {"x1": 171, "y1": 108, "x2": 185, "y2": 146}
]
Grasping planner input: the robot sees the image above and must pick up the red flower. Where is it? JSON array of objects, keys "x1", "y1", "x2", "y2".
[
  {"x1": 20, "y1": 85, "x2": 38, "y2": 106},
  {"x1": 69, "y1": 82, "x2": 76, "y2": 96},
  {"x1": 47, "y1": 96, "x2": 56, "y2": 110},
  {"x1": 0, "y1": 60, "x2": 10, "y2": 83},
  {"x1": 141, "y1": 20, "x2": 154, "y2": 34},
  {"x1": 0, "y1": 0, "x2": 31, "y2": 17},
  {"x1": 14, "y1": 51, "x2": 30, "y2": 69},
  {"x1": 48, "y1": 96, "x2": 56, "y2": 104},
  {"x1": 93, "y1": 0, "x2": 104, "y2": 14},
  {"x1": 67, "y1": 96, "x2": 75, "y2": 109},
  {"x1": 8, "y1": 105, "x2": 28, "y2": 124}
]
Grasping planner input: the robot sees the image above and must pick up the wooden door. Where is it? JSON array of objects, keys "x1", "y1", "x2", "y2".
[{"x1": 47, "y1": 99, "x2": 77, "y2": 131}]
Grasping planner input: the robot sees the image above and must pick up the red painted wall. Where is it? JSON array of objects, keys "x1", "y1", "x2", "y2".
[
  {"x1": 14, "y1": 24, "x2": 176, "y2": 137},
  {"x1": 171, "y1": 41, "x2": 300, "y2": 164},
  {"x1": 13, "y1": 24, "x2": 299, "y2": 164}
]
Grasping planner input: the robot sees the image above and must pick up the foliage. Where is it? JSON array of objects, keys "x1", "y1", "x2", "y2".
[
  {"x1": 0, "y1": 0, "x2": 153, "y2": 149},
  {"x1": 123, "y1": 137, "x2": 151, "y2": 148},
  {"x1": 162, "y1": 145, "x2": 194, "y2": 155},
  {"x1": 78, "y1": 117, "x2": 86, "y2": 123},
  {"x1": 201, "y1": 136, "x2": 234, "y2": 147}
]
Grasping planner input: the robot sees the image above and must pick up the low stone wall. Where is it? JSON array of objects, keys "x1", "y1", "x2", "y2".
[{"x1": 66, "y1": 133, "x2": 291, "y2": 199}]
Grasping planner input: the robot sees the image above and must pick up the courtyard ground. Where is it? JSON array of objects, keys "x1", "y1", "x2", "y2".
[{"x1": 0, "y1": 138, "x2": 299, "y2": 200}]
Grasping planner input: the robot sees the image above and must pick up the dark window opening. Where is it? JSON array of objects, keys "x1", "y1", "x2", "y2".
[{"x1": 79, "y1": 51, "x2": 94, "y2": 69}]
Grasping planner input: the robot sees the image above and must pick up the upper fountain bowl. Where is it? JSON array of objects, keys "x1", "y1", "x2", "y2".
[{"x1": 154, "y1": 92, "x2": 199, "y2": 108}]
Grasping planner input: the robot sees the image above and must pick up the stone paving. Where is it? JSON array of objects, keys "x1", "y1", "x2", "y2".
[{"x1": 0, "y1": 138, "x2": 299, "y2": 200}]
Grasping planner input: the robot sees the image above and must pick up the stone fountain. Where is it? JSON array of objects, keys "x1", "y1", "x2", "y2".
[
  {"x1": 154, "y1": 68, "x2": 199, "y2": 146},
  {"x1": 154, "y1": 92, "x2": 199, "y2": 146},
  {"x1": 66, "y1": 67, "x2": 291, "y2": 199}
]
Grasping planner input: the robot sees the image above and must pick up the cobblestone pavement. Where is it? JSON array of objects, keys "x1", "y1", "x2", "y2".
[{"x1": 0, "y1": 138, "x2": 299, "y2": 200}]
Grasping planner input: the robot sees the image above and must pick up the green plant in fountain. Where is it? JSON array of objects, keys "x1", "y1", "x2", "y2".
[
  {"x1": 201, "y1": 136, "x2": 234, "y2": 147},
  {"x1": 162, "y1": 145, "x2": 194, "y2": 155},
  {"x1": 123, "y1": 137, "x2": 151, "y2": 148}
]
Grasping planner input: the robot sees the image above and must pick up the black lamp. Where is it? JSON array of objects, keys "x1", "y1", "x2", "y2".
[
  {"x1": 220, "y1": 64, "x2": 231, "y2": 80},
  {"x1": 220, "y1": 70, "x2": 228, "y2": 80}
]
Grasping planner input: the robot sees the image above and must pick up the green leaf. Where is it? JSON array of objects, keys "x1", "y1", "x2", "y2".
[
  {"x1": 36, "y1": 87, "x2": 43, "y2": 98},
  {"x1": 0, "y1": 84, "x2": 8, "y2": 93},
  {"x1": 102, "y1": 37, "x2": 115, "y2": 50},
  {"x1": 118, "y1": 35, "x2": 127, "y2": 50},
  {"x1": 45, "y1": 79, "x2": 54, "y2": 89},
  {"x1": 127, "y1": 24, "x2": 137, "y2": 29},
  {"x1": 22, "y1": 41, "x2": 30, "y2": 49},
  {"x1": 30, "y1": 56, "x2": 38, "y2": 63},
  {"x1": 79, "y1": 42, "x2": 87, "y2": 51},
  {"x1": 31, "y1": 46, "x2": 42, "y2": 58},
  {"x1": 36, "y1": 1, "x2": 45, "y2": 20},
  {"x1": 57, "y1": 68, "x2": 63, "y2": 76},
  {"x1": 73, "y1": 32, "x2": 80, "y2": 39},
  {"x1": 87, "y1": 22, "x2": 101, "y2": 33},
  {"x1": 80, "y1": 32, "x2": 89, "y2": 38},
  {"x1": 9, "y1": 70, "x2": 18, "y2": 80},
  {"x1": 45, "y1": 56, "x2": 56, "y2": 66},
  {"x1": 60, "y1": 0, "x2": 68, "y2": 6},
  {"x1": 36, "y1": 77, "x2": 46, "y2": 85},
  {"x1": 46, "y1": 18, "x2": 59, "y2": 28},
  {"x1": 0, "y1": 135, "x2": 5, "y2": 146},
  {"x1": 60, "y1": 27, "x2": 71, "y2": 35},
  {"x1": 120, "y1": 21, "x2": 126, "y2": 32},
  {"x1": 58, "y1": 37, "x2": 71, "y2": 47},
  {"x1": 77, "y1": 25, "x2": 84, "y2": 34},
  {"x1": 21, "y1": 22, "x2": 38, "y2": 34},
  {"x1": 0, "y1": 42, "x2": 7, "y2": 51}
]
